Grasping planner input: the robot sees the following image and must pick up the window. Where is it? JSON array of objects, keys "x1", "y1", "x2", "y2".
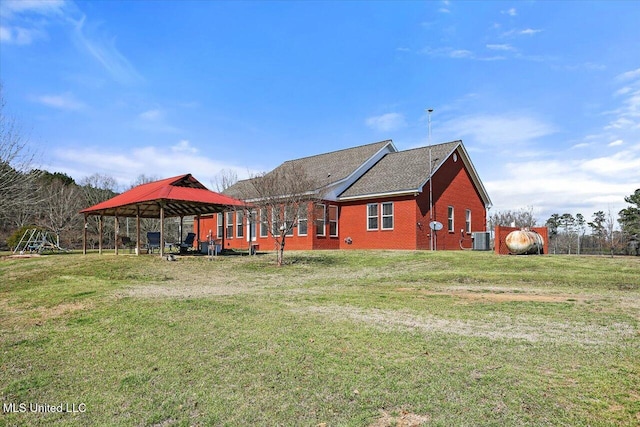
[
  {"x1": 315, "y1": 203, "x2": 326, "y2": 236},
  {"x1": 236, "y1": 210, "x2": 244, "y2": 238},
  {"x1": 216, "y1": 213, "x2": 223, "y2": 239},
  {"x1": 381, "y1": 202, "x2": 393, "y2": 230},
  {"x1": 260, "y1": 209, "x2": 268, "y2": 237},
  {"x1": 272, "y1": 208, "x2": 281, "y2": 236},
  {"x1": 367, "y1": 203, "x2": 379, "y2": 230},
  {"x1": 284, "y1": 205, "x2": 295, "y2": 236},
  {"x1": 298, "y1": 204, "x2": 308, "y2": 236},
  {"x1": 448, "y1": 206, "x2": 454, "y2": 232},
  {"x1": 329, "y1": 205, "x2": 338, "y2": 237},
  {"x1": 226, "y1": 211, "x2": 234, "y2": 239},
  {"x1": 465, "y1": 209, "x2": 471, "y2": 234}
]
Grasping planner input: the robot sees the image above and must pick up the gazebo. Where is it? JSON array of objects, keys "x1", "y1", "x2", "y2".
[{"x1": 79, "y1": 174, "x2": 247, "y2": 256}]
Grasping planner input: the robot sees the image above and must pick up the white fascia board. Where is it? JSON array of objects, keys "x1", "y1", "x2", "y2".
[
  {"x1": 338, "y1": 189, "x2": 421, "y2": 202},
  {"x1": 325, "y1": 141, "x2": 397, "y2": 200}
]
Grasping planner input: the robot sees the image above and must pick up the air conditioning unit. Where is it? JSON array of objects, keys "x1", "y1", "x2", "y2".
[{"x1": 472, "y1": 232, "x2": 491, "y2": 251}]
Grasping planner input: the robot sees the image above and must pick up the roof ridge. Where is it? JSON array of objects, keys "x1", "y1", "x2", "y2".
[
  {"x1": 391, "y1": 140, "x2": 460, "y2": 155},
  {"x1": 283, "y1": 139, "x2": 393, "y2": 164}
]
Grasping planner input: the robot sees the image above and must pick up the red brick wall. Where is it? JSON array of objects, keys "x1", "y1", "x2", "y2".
[
  {"x1": 339, "y1": 195, "x2": 418, "y2": 250},
  {"x1": 416, "y1": 150, "x2": 487, "y2": 250}
]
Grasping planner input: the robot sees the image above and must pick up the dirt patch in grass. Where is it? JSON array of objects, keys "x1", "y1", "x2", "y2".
[
  {"x1": 396, "y1": 287, "x2": 586, "y2": 303},
  {"x1": 368, "y1": 408, "x2": 431, "y2": 427},
  {"x1": 300, "y1": 305, "x2": 637, "y2": 345},
  {"x1": 0, "y1": 298, "x2": 91, "y2": 327},
  {"x1": 121, "y1": 282, "x2": 256, "y2": 298}
]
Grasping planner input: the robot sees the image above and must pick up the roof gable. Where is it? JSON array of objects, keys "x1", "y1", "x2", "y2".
[
  {"x1": 80, "y1": 174, "x2": 246, "y2": 217},
  {"x1": 224, "y1": 140, "x2": 396, "y2": 200},
  {"x1": 338, "y1": 140, "x2": 492, "y2": 207}
]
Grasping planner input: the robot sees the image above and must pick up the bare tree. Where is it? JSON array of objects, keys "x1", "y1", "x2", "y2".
[
  {"x1": 36, "y1": 179, "x2": 84, "y2": 248},
  {"x1": 212, "y1": 169, "x2": 238, "y2": 192},
  {"x1": 0, "y1": 85, "x2": 41, "y2": 225},
  {"x1": 246, "y1": 162, "x2": 321, "y2": 266},
  {"x1": 489, "y1": 207, "x2": 537, "y2": 229},
  {"x1": 80, "y1": 173, "x2": 119, "y2": 249}
]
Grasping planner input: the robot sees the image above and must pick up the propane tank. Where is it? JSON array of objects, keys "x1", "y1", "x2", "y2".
[{"x1": 505, "y1": 229, "x2": 544, "y2": 255}]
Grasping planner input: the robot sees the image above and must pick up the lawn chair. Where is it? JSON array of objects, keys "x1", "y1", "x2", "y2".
[
  {"x1": 178, "y1": 232, "x2": 196, "y2": 254},
  {"x1": 146, "y1": 232, "x2": 161, "y2": 254}
]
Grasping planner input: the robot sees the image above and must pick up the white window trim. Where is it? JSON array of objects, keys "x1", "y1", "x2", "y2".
[
  {"x1": 216, "y1": 213, "x2": 223, "y2": 239},
  {"x1": 226, "y1": 211, "x2": 234, "y2": 239},
  {"x1": 465, "y1": 209, "x2": 471, "y2": 234},
  {"x1": 298, "y1": 204, "x2": 308, "y2": 236},
  {"x1": 381, "y1": 202, "x2": 394, "y2": 230},
  {"x1": 316, "y1": 203, "x2": 326, "y2": 237},
  {"x1": 448, "y1": 206, "x2": 454, "y2": 233},
  {"x1": 236, "y1": 210, "x2": 244, "y2": 238},
  {"x1": 329, "y1": 205, "x2": 338, "y2": 237},
  {"x1": 259, "y1": 208, "x2": 268, "y2": 238},
  {"x1": 367, "y1": 203, "x2": 379, "y2": 231}
]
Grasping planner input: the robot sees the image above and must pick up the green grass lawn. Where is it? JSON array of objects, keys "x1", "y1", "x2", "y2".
[{"x1": 1, "y1": 250, "x2": 638, "y2": 426}]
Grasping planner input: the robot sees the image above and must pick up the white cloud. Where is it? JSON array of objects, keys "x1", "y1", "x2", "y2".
[
  {"x1": 441, "y1": 113, "x2": 556, "y2": 147},
  {"x1": 365, "y1": 113, "x2": 407, "y2": 132},
  {"x1": 486, "y1": 44, "x2": 515, "y2": 51},
  {"x1": 139, "y1": 109, "x2": 163, "y2": 121},
  {"x1": 502, "y1": 8, "x2": 517, "y2": 16},
  {"x1": 171, "y1": 140, "x2": 198, "y2": 154},
  {"x1": 135, "y1": 108, "x2": 181, "y2": 133},
  {"x1": 0, "y1": 0, "x2": 66, "y2": 45},
  {"x1": 520, "y1": 28, "x2": 542, "y2": 35},
  {"x1": 34, "y1": 92, "x2": 85, "y2": 110},
  {"x1": 608, "y1": 139, "x2": 624, "y2": 147},
  {"x1": 70, "y1": 15, "x2": 143, "y2": 85},
  {"x1": 0, "y1": 0, "x2": 66, "y2": 17},
  {"x1": 52, "y1": 143, "x2": 253, "y2": 188},
  {"x1": 486, "y1": 151, "x2": 638, "y2": 220},
  {"x1": 616, "y1": 68, "x2": 640, "y2": 82}
]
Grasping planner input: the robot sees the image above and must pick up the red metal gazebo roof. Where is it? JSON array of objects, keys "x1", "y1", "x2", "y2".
[{"x1": 80, "y1": 174, "x2": 247, "y2": 218}]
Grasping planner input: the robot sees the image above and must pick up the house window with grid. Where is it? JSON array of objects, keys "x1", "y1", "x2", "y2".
[
  {"x1": 465, "y1": 209, "x2": 471, "y2": 234},
  {"x1": 448, "y1": 206, "x2": 454, "y2": 232},
  {"x1": 259, "y1": 209, "x2": 268, "y2": 237},
  {"x1": 381, "y1": 202, "x2": 393, "y2": 230},
  {"x1": 216, "y1": 213, "x2": 223, "y2": 239},
  {"x1": 284, "y1": 205, "x2": 295, "y2": 236},
  {"x1": 298, "y1": 204, "x2": 308, "y2": 236},
  {"x1": 226, "y1": 211, "x2": 234, "y2": 239},
  {"x1": 329, "y1": 205, "x2": 338, "y2": 237},
  {"x1": 272, "y1": 208, "x2": 281, "y2": 236},
  {"x1": 367, "y1": 203, "x2": 379, "y2": 230},
  {"x1": 315, "y1": 203, "x2": 326, "y2": 236},
  {"x1": 236, "y1": 210, "x2": 244, "y2": 238}
]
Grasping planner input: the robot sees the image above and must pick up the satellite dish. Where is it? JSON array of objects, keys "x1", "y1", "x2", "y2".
[{"x1": 429, "y1": 221, "x2": 443, "y2": 231}]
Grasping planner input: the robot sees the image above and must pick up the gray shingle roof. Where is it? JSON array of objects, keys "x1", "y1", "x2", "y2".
[
  {"x1": 338, "y1": 141, "x2": 460, "y2": 199},
  {"x1": 223, "y1": 140, "x2": 394, "y2": 200}
]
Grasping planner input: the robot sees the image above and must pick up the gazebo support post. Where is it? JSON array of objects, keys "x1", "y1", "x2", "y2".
[
  {"x1": 83, "y1": 215, "x2": 87, "y2": 255},
  {"x1": 99, "y1": 215, "x2": 103, "y2": 255},
  {"x1": 115, "y1": 214, "x2": 119, "y2": 255},
  {"x1": 160, "y1": 204, "x2": 165, "y2": 257},
  {"x1": 136, "y1": 207, "x2": 141, "y2": 256},
  {"x1": 196, "y1": 215, "x2": 201, "y2": 252}
]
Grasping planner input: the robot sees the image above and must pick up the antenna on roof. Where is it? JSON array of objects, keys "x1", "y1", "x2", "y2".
[{"x1": 427, "y1": 108, "x2": 435, "y2": 251}]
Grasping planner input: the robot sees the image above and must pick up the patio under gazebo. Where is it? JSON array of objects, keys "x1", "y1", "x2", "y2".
[{"x1": 79, "y1": 174, "x2": 247, "y2": 256}]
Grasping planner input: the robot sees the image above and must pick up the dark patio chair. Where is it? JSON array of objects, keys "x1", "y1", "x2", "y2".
[
  {"x1": 178, "y1": 232, "x2": 196, "y2": 254},
  {"x1": 147, "y1": 232, "x2": 161, "y2": 254}
]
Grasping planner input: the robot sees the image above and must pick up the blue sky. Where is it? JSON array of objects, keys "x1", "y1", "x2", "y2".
[{"x1": 1, "y1": 0, "x2": 639, "y2": 223}]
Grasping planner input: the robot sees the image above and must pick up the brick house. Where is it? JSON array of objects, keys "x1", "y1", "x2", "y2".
[{"x1": 198, "y1": 139, "x2": 491, "y2": 251}]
